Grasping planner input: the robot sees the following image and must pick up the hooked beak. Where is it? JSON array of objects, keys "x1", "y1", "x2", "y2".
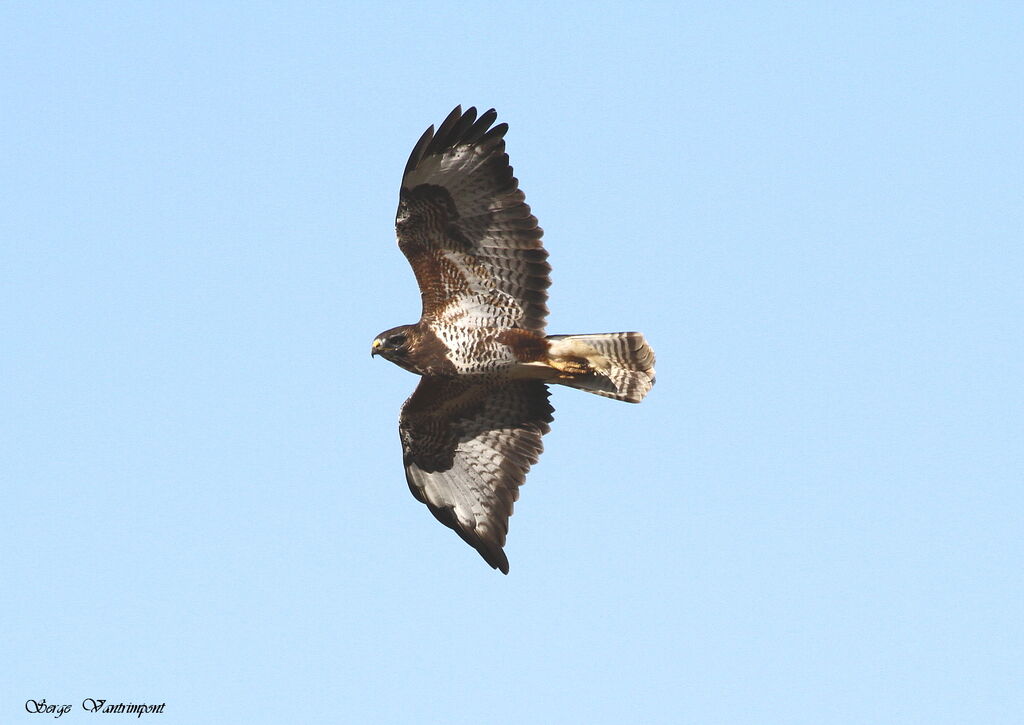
[{"x1": 371, "y1": 338, "x2": 382, "y2": 357}]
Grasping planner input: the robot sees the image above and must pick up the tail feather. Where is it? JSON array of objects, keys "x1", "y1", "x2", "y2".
[{"x1": 546, "y1": 332, "x2": 656, "y2": 403}]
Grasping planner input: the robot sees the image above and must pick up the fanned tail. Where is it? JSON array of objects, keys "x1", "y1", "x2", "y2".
[{"x1": 545, "y1": 332, "x2": 656, "y2": 403}]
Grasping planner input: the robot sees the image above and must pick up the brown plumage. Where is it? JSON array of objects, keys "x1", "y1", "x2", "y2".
[{"x1": 372, "y1": 106, "x2": 656, "y2": 573}]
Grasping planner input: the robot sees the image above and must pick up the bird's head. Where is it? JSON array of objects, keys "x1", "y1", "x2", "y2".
[{"x1": 371, "y1": 325, "x2": 415, "y2": 366}]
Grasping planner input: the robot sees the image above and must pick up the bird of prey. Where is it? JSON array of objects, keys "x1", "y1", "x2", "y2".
[{"x1": 372, "y1": 106, "x2": 655, "y2": 573}]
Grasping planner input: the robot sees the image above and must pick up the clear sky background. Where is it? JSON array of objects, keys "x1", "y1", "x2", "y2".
[{"x1": 3, "y1": 3, "x2": 1022, "y2": 723}]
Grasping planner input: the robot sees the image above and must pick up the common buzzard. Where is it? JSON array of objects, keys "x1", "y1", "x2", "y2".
[{"x1": 372, "y1": 106, "x2": 655, "y2": 573}]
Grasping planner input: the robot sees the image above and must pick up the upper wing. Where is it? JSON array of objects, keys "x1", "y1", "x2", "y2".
[
  {"x1": 399, "y1": 377, "x2": 554, "y2": 574},
  {"x1": 395, "y1": 106, "x2": 551, "y2": 333}
]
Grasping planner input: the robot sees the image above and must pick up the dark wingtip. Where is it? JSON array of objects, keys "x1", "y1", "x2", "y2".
[
  {"x1": 489, "y1": 549, "x2": 510, "y2": 575},
  {"x1": 404, "y1": 106, "x2": 508, "y2": 180},
  {"x1": 464, "y1": 108, "x2": 498, "y2": 144},
  {"x1": 474, "y1": 537, "x2": 510, "y2": 574},
  {"x1": 424, "y1": 499, "x2": 512, "y2": 574},
  {"x1": 480, "y1": 121, "x2": 509, "y2": 146},
  {"x1": 404, "y1": 123, "x2": 435, "y2": 178},
  {"x1": 428, "y1": 105, "x2": 465, "y2": 154}
]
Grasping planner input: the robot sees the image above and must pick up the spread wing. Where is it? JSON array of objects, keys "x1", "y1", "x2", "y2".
[
  {"x1": 399, "y1": 377, "x2": 554, "y2": 574},
  {"x1": 395, "y1": 106, "x2": 551, "y2": 333}
]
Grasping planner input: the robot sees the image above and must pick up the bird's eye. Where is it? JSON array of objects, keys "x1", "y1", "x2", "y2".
[{"x1": 388, "y1": 334, "x2": 407, "y2": 347}]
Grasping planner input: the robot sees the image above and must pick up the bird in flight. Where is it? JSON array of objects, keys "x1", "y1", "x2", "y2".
[{"x1": 372, "y1": 106, "x2": 655, "y2": 573}]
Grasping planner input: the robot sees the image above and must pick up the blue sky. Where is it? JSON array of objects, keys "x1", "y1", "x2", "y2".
[{"x1": 3, "y1": 3, "x2": 1022, "y2": 723}]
